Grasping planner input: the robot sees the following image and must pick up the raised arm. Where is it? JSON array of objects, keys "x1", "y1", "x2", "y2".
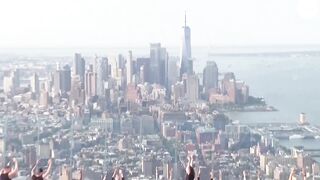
[
  {"x1": 42, "y1": 159, "x2": 52, "y2": 178},
  {"x1": 8, "y1": 158, "x2": 19, "y2": 178},
  {"x1": 31, "y1": 160, "x2": 39, "y2": 176},
  {"x1": 169, "y1": 168, "x2": 173, "y2": 180},
  {"x1": 289, "y1": 168, "x2": 295, "y2": 180},
  {"x1": 302, "y1": 168, "x2": 306, "y2": 180},
  {"x1": 102, "y1": 174, "x2": 107, "y2": 180},
  {"x1": 210, "y1": 170, "x2": 214, "y2": 180},
  {"x1": 185, "y1": 156, "x2": 191, "y2": 175},
  {"x1": 112, "y1": 169, "x2": 118, "y2": 180},
  {"x1": 190, "y1": 155, "x2": 194, "y2": 167},
  {"x1": 79, "y1": 169, "x2": 83, "y2": 180},
  {"x1": 119, "y1": 169, "x2": 124, "y2": 180}
]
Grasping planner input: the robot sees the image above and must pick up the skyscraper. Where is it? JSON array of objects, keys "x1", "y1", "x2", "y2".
[
  {"x1": 203, "y1": 61, "x2": 219, "y2": 95},
  {"x1": 166, "y1": 57, "x2": 179, "y2": 91},
  {"x1": 150, "y1": 43, "x2": 161, "y2": 84},
  {"x1": 186, "y1": 74, "x2": 199, "y2": 102},
  {"x1": 3, "y1": 69, "x2": 20, "y2": 94},
  {"x1": 3, "y1": 71, "x2": 14, "y2": 93},
  {"x1": 126, "y1": 51, "x2": 133, "y2": 85},
  {"x1": 61, "y1": 65, "x2": 71, "y2": 93},
  {"x1": 53, "y1": 64, "x2": 71, "y2": 94},
  {"x1": 150, "y1": 43, "x2": 167, "y2": 85},
  {"x1": 95, "y1": 57, "x2": 108, "y2": 96},
  {"x1": 85, "y1": 69, "x2": 97, "y2": 99},
  {"x1": 73, "y1": 53, "x2": 85, "y2": 86},
  {"x1": 160, "y1": 48, "x2": 168, "y2": 87},
  {"x1": 53, "y1": 66, "x2": 62, "y2": 95},
  {"x1": 31, "y1": 73, "x2": 40, "y2": 95},
  {"x1": 136, "y1": 57, "x2": 150, "y2": 83},
  {"x1": 180, "y1": 12, "x2": 193, "y2": 78},
  {"x1": 70, "y1": 75, "x2": 85, "y2": 105}
]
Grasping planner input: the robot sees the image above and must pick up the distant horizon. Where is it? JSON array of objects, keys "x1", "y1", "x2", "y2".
[
  {"x1": 2, "y1": 0, "x2": 320, "y2": 48},
  {"x1": 1, "y1": 44, "x2": 320, "y2": 57},
  {"x1": 2, "y1": 44, "x2": 320, "y2": 49}
]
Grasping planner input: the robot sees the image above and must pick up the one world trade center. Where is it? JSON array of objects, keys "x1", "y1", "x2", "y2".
[{"x1": 179, "y1": 12, "x2": 193, "y2": 78}]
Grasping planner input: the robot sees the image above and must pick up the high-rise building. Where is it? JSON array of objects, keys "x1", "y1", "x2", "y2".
[
  {"x1": 171, "y1": 82, "x2": 185, "y2": 104},
  {"x1": 126, "y1": 51, "x2": 133, "y2": 85},
  {"x1": 38, "y1": 142, "x2": 51, "y2": 159},
  {"x1": 180, "y1": 13, "x2": 193, "y2": 77},
  {"x1": 73, "y1": 53, "x2": 86, "y2": 86},
  {"x1": 61, "y1": 65, "x2": 71, "y2": 93},
  {"x1": 142, "y1": 156, "x2": 154, "y2": 177},
  {"x1": 95, "y1": 57, "x2": 108, "y2": 96},
  {"x1": 39, "y1": 90, "x2": 49, "y2": 107},
  {"x1": 31, "y1": 73, "x2": 40, "y2": 95},
  {"x1": 53, "y1": 65, "x2": 71, "y2": 94},
  {"x1": 139, "y1": 65, "x2": 146, "y2": 83},
  {"x1": 150, "y1": 43, "x2": 167, "y2": 85},
  {"x1": 24, "y1": 145, "x2": 37, "y2": 168},
  {"x1": 138, "y1": 115, "x2": 155, "y2": 135},
  {"x1": 3, "y1": 70, "x2": 19, "y2": 94},
  {"x1": 186, "y1": 74, "x2": 199, "y2": 102},
  {"x1": 160, "y1": 48, "x2": 168, "y2": 86},
  {"x1": 203, "y1": 61, "x2": 219, "y2": 95},
  {"x1": 136, "y1": 58, "x2": 150, "y2": 83},
  {"x1": 166, "y1": 57, "x2": 179, "y2": 91},
  {"x1": 110, "y1": 57, "x2": 119, "y2": 79},
  {"x1": 150, "y1": 43, "x2": 161, "y2": 84},
  {"x1": 53, "y1": 68, "x2": 61, "y2": 95},
  {"x1": 3, "y1": 72, "x2": 14, "y2": 93},
  {"x1": 53, "y1": 66, "x2": 61, "y2": 94},
  {"x1": 85, "y1": 68, "x2": 97, "y2": 99},
  {"x1": 117, "y1": 54, "x2": 126, "y2": 70},
  {"x1": 70, "y1": 76, "x2": 85, "y2": 105}
]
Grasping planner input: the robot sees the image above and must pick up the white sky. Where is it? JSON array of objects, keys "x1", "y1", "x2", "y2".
[{"x1": 1, "y1": 0, "x2": 320, "y2": 48}]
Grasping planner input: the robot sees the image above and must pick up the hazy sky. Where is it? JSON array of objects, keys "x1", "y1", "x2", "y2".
[{"x1": 1, "y1": 0, "x2": 320, "y2": 48}]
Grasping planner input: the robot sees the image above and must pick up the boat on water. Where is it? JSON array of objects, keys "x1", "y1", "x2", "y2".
[{"x1": 289, "y1": 134, "x2": 304, "y2": 139}]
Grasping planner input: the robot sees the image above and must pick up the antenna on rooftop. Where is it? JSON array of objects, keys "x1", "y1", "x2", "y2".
[{"x1": 185, "y1": 11, "x2": 187, "y2": 27}]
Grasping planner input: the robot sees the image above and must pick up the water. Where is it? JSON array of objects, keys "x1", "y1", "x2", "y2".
[
  {"x1": 194, "y1": 54, "x2": 320, "y2": 125},
  {"x1": 1, "y1": 46, "x2": 320, "y2": 125},
  {"x1": 280, "y1": 139, "x2": 320, "y2": 149},
  {"x1": 1, "y1": 46, "x2": 320, "y2": 152},
  {"x1": 193, "y1": 51, "x2": 320, "y2": 151}
]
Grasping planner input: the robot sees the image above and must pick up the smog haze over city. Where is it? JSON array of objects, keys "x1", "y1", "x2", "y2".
[{"x1": 1, "y1": 0, "x2": 320, "y2": 180}]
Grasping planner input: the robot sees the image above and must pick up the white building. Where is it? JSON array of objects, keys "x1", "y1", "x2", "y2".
[{"x1": 126, "y1": 51, "x2": 133, "y2": 85}]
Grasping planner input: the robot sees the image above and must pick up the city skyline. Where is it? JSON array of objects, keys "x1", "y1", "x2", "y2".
[
  {"x1": 0, "y1": 1, "x2": 320, "y2": 179},
  {"x1": 1, "y1": 0, "x2": 320, "y2": 48}
]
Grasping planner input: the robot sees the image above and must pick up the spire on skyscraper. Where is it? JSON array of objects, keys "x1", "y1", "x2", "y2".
[
  {"x1": 185, "y1": 11, "x2": 187, "y2": 27},
  {"x1": 180, "y1": 12, "x2": 192, "y2": 78}
]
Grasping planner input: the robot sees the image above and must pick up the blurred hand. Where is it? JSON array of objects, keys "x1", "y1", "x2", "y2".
[
  {"x1": 112, "y1": 168, "x2": 118, "y2": 177},
  {"x1": 187, "y1": 156, "x2": 191, "y2": 162},
  {"x1": 119, "y1": 169, "x2": 123, "y2": 177}
]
